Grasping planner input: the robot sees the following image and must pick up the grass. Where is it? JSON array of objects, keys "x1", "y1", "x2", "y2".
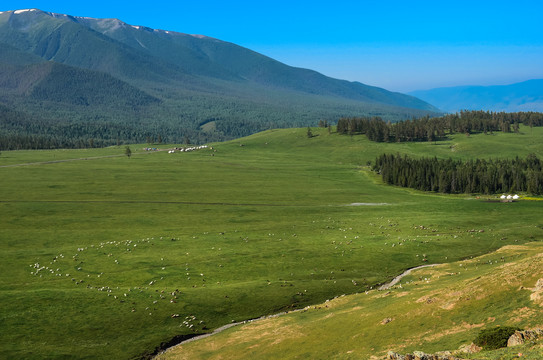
[
  {"x1": 1, "y1": 125, "x2": 542, "y2": 359},
  {"x1": 159, "y1": 242, "x2": 543, "y2": 360}
]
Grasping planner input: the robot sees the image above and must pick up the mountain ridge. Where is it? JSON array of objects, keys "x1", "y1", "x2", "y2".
[
  {"x1": 0, "y1": 8, "x2": 440, "y2": 148},
  {"x1": 409, "y1": 79, "x2": 543, "y2": 113}
]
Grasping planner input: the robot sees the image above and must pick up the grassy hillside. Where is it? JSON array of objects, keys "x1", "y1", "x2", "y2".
[
  {"x1": 0, "y1": 126, "x2": 542, "y2": 359},
  {"x1": 159, "y1": 242, "x2": 543, "y2": 359}
]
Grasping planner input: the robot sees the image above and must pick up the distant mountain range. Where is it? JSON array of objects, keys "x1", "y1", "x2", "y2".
[
  {"x1": 0, "y1": 9, "x2": 439, "y2": 147},
  {"x1": 409, "y1": 79, "x2": 543, "y2": 113}
]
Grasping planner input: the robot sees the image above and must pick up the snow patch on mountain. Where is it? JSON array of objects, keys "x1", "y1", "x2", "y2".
[{"x1": 14, "y1": 9, "x2": 39, "y2": 14}]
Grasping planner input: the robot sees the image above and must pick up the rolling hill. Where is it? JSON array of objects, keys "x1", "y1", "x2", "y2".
[
  {"x1": 0, "y1": 9, "x2": 440, "y2": 148},
  {"x1": 409, "y1": 79, "x2": 543, "y2": 113}
]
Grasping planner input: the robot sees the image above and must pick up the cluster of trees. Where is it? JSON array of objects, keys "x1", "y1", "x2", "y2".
[
  {"x1": 0, "y1": 129, "x2": 202, "y2": 150},
  {"x1": 372, "y1": 153, "x2": 543, "y2": 195},
  {"x1": 337, "y1": 111, "x2": 543, "y2": 142},
  {"x1": 0, "y1": 104, "x2": 212, "y2": 150}
]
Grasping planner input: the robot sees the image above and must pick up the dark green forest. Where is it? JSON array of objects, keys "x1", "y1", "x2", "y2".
[
  {"x1": 337, "y1": 110, "x2": 543, "y2": 142},
  {"x1": 0, "y1": 61, "x2": 436, "y2": 150},
  {"x1": 3, "y1": 108, "x2": 543, "y2": 151},
  {"x1": 372, "y1": 153, "x2": 543, "y2": 195},
  {"x1": 0, "y1": 91, "x2": 430, "y2": 150},
  {"x1": 339, "y1": 110, "x2": 543, "y2": 195}
]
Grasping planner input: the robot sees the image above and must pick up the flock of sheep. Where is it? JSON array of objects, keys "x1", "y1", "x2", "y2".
[
  {"x1": 500, "y1": 194, "x2": 520, "y2": 201},
  {"x1": 167, "y1": 145, "x2": 209, "y2": 154}
]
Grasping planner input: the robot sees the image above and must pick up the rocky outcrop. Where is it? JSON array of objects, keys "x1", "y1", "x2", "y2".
[
  {"x1": 507, "y1": 328, "x2": 543, "y2": 347},
  {"x1": 381, "y1": 317, "x2": 394, "y2": 325},
  {"x1": 457, "y1": 342, "x2": 482, "y2": 354},
  {"x1": 385, "y1": 350, "x2": 465, "y2": 360},
  {"x1": 530, "y1": 278, "x2": 543, "y2": 305},
  {"x1": 386, "y1": 327, "x2": 543, "y2": 359}
]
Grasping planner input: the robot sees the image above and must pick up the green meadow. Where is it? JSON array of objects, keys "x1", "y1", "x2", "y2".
[
  {"x1": 160, "y1": 242, "x2": 543, "y2": 360},
  {"x1": 1, "y1": 126, "x2": 542, "y2": 359}
]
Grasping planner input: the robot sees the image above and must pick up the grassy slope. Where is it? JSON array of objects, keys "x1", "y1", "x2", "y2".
[
  {"x1": 0, "y1": 126, "x2": 542, "y2": 359},
  {"x1": 159, "y1": 243, "x2": 543, "y2": 360}
]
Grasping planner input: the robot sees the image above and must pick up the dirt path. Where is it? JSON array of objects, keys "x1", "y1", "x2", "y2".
[{"x1": 378, "y1": 264, "x2": 438, "y2": 290}]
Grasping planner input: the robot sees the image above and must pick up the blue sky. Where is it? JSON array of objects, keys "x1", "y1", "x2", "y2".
[{"x1": 2, "y1": 0, "x2": 542, "y2": 92}]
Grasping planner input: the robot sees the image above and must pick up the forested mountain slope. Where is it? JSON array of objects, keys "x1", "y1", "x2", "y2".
[{"x1": 0, "y1": 9, "x2": 439, "y2": 149}]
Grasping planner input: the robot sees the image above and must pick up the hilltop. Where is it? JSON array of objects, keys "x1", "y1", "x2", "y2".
[{"x1": 0, "y1": 9, "x2": 439, "y2": 148}]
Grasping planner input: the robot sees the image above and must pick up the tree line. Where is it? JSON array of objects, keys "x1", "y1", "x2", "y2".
[
  {"x1": 0, "y1": 103, "x2": 214, "y2": 150},
  {"x1": 372, "y1": 153, "x2": 543, "y2": 195},
  {"x1": 337, "y1": 111, "x2": 543, "y2": 142}
]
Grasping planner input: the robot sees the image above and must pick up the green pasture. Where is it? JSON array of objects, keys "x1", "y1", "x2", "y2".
[
  {"x1": 161, "y1": 242, "x2": 543, "y2": 360},
  {"x1": 1, "y1": 126, "x2": 542, "y2": 359}
]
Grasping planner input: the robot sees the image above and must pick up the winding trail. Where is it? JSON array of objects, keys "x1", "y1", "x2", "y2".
[
  {"x1": 378, "y1": 264, "x2": 438, "y2": 290},
  {"x1": 155, "y1": 263, "x2": 440, "y2": 357}
]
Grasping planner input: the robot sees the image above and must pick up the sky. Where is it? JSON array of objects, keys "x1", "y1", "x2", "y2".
[{"x1": 2, "y1": 0, "x2": 543, "y2": 92}]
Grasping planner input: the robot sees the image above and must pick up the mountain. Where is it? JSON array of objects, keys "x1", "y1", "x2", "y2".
[
  {"x1": 409, "y1": 79, "x2": 543, "y2": 113},
  {"x1": 0, "y1": 46, "x2": 159, "y2": 106},
  {"x1": 0, "y1": 9, "x2": 440, "y2": 148}
]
